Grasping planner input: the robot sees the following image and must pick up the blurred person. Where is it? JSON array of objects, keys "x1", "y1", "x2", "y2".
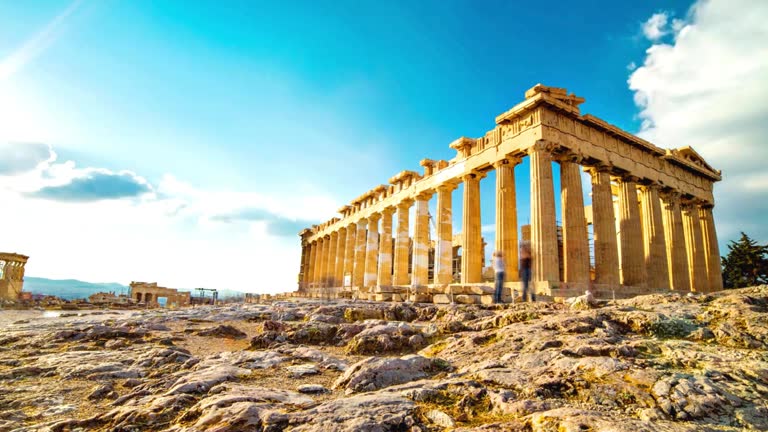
[{"x1": 520, "y1": 241, "x2": 534, "y2": 302}]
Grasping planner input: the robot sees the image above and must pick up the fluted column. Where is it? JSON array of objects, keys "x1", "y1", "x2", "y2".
[
  {"x1": 529, "y1": 142, "x2": 559, "y2": 283},
  {"x1": 661, "y1": 191, "x2": 690, "y2": 291},
  {"x1": 364, "y1": 214, "x2": 381, "y2": 288},
  {"x1": 393, "y1": 200, "x2": 413, "y2": 285},
  {"x1": 617, "y1": 176, "x2": 646, "y2": 286},
  {"x1": 559, "y1": 157, "x2": 590, "y2": 284},
  {"x1": 307, "y1": 242, "x2": 317, "y2": 288},
  {"x1": 412, "y1": 191, "x2": 433, "y2": 287},
  {"x1": 315, "y1": 238, "x2": 325, "y2": 287},
  {"x1": 640, "y1": 184, "x2": 670, "y2": 289},
  {"x1": 322, "y1": 235, "x2": 333, "y2": 287},
  {"x1": 377, "y1": 208, "x2": 395, "y2": 288},
  {"x1": 495, "y1": 158, "x2": 520, "y2": 282},
  {"x1": 435, "y1": 184, "x2": 457, "y2": 285},
  {"x1": 343, "y1": 225, "x2": 356, "y2": 288},
  {"x1": 699, "y1": 205, "x2": 723, "y2": 292},
  {"x1": 461, "y1": 173, "x2": 484, "y2": 283},
  {"x1": 353, "y1": 218, "x2": 368, "y2": 288},
  {"x1": 682, "y1": 201, "x2": 708, "y2": 292},
  {"x1": 299, "y1": 244, "x2": 308, "y2": 290},
  {"x1": 588, "y1": 166, "x2": 620, "y2": 286},
  {"x1": 327, "y1": 231, "x2": 338, "y2": 287},
  {"x1": 335, "y1": 228, "x2": 347, "y2": 287}
]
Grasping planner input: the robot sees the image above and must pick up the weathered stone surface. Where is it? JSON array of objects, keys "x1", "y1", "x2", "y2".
[
  {"x1": 334, "y1": 354, "x2": 446, "y2": 393},
  {"x1": 195, "y1": 324, "x2": 247, "y2": 339},
  {"x1": 3, "y1": 288, "x2": 768, "y2": 431}
]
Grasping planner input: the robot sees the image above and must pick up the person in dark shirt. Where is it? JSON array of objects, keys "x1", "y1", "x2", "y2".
[
  {"x1": 492, "y1": 251, "x2": 505, "y2": 304},
  {"x1": 520, "y1": 241, "x2": 534, "y2": 302}
]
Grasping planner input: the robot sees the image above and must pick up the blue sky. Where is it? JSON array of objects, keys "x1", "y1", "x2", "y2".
[{"x1": 1, "y1": 0, "x2": 765, "y2": 292}]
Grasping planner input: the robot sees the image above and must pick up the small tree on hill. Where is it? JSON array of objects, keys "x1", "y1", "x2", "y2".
[{"x1": 721, "y1": 232, "x2": 768, "y2": 288}]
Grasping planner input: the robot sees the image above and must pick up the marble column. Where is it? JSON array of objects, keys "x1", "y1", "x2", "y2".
[
  {"x1": 617, "y1": 176, "x2": 646, "y2": 286},
  {"x1": 699, "y1": 205, "x2": 723, "y2": 292},
  {"x1": 661, "y1": 191, "x2": 691, "y2": 291},
  {"x1": 640, "y1": 184, "x2": 670, "y2": 289},
  {"x1": 559, "y1": 157, "x2": 590, "y2": 284},
  {"x1": 315, "y1": 237, "x2": 325, "y2": 287},
  {"x1": 393, "y1": 200, "x2": 413, "y2": 285},
  {"x1": 495, "y1": 158, "x2": 520, "y2": 282},
  {"x1": 322, "y1": 235, "x2": 332, "y2": 287},
  {"x1": 588, "y1": 166, "x2": 620, "y2": 286},
  {"x1": 353, "y1": 218, "x2": 368, "y2": 288},
  {"x1": 364, "y1": 214, "x2": 381, "y2": 288},
  {"x1": 327, "y1": 231, "x2": 338, "y2": 287},
  {"x1": 343, "y1": 225, "x2": 356, "y2": 288},
  {"x1": 682, "y1": 201, "x2": 708, "y2": 292},
  {"x1": 299, "y1": 244, "x2": 309, "y2": 290},
  {"x1": 307, "y1": 242, "x2": 317, "y2": 287},
  {"x1": 377, "y1": 208, "x2": 395, "y2": 288},
  {"x1": 529, "y1": 142, "x2": 559, "y2": 283},
  {"x1": 412, "y1": 191, "x2": 433, "y2": 287},
  {"x1": 335, "y1": 228, "x2": 347, "y2": 287},
  {"x1": 435, "y1": 184, "x2": 456, "y2": 285},
  {"x1": 461, "y1": 173, "x2": 484, "y2": 283}
]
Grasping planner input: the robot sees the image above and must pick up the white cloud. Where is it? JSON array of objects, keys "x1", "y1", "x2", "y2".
[
  {"x1": 0, "y1": 148, "x2": 338, "y2": 293},
  {"x1": 629, "y1": 0, "x2": 768, "y2": 246},
  {"x1": 642, "y1": 12, "x2": 670, "y2": 41},
  {"x1": 626, "y1": 61, "x2": 637, "y2": 71}
]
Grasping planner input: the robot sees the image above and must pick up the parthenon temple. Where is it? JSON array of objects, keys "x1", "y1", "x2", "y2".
[
  {"x1": 0, "y1": 253, "x2": 29, "y2": 301},
  {"x1": 296, "y1": 85, "x2": 723, "y2": 303}
]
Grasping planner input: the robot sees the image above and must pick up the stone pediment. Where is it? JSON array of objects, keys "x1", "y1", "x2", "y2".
[{"x1": 672, "y1": 146, "x2": 718, "y2": 174}]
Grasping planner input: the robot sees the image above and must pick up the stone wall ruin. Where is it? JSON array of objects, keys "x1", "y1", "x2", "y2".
[{"x1": 0, "y1": 253, "x2": 29, "y2": 301}]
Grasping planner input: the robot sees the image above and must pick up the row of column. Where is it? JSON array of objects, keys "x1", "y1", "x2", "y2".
[
  {"x1": 300, "y1": 141, "x2": 721, "y2": 293},
  {"x1": 528, "y1": 143, "x2": 721, "y2": 293},
  {"x1": 0, "y1": 260, "x2": 26, "y2": 281}
]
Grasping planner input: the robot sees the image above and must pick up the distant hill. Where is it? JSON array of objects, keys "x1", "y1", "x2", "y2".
[
  {"x1": 23, "y1": 277, "x2": 129, "y2": 300},
  {"x1": 23, "y1": 277, "x2": 246, "y2": 301}
]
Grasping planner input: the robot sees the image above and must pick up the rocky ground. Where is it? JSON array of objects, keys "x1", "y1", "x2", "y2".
[{"x1": 1, "y1": 286, "x2": 767, "y2": 432}]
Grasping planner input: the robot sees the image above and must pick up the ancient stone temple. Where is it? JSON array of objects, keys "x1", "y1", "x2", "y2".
[
  {"x1": 296, "y1": 85, "x2": 723, "y2": 303},
  {"x1": 0, "y1": 253, "x2": 29, "y2": 301},
  {"x1": 129, "y1": 282, "x2": 191, "y2": 308}
]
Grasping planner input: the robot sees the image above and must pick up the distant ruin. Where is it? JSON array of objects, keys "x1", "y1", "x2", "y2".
[
  {"x1": 0, "y1": 253, "x2": 29, "y2": 301},
  {"x1": 297, "y1": 85, "x2": 723, "y2": 303},
  {"x1": 129, "y1": 282, "x2": 190, "y2": 308}
]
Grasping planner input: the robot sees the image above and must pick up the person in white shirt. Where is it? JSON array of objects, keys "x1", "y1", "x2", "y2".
[{"x1": 493, "y1": 251, "x2": 505, "y2": 304}]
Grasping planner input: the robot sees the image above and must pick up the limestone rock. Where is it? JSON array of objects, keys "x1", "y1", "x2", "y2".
[
  {"x1": 333, "y1": 355, "x2": 446, "y2": 393},
  {"x1": 196, "y1": 324, "x2": 247, "y2": 339}
]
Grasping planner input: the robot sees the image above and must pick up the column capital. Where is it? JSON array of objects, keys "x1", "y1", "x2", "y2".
[
  {"x1": 659, "y1": 188, "x2": 681, "y2": 202},
  {"x1": 615, "y1": 173, "x2": 641, "y2": 183},
  {"x1": 462, "y1": 170, "x2": 487, "y2": 182},
  {"x1": 553, "y1": 149, "x2": 584, "y2": 164},
  {"x1": 397, "y1": 198, "x2": 414, "y2": 210},
  {"x1": 526, "y1": 140, "x2": 557, "y2": 155},
  {"x1": 639, "y1": 181, "x2": 662, "y2": 191},
  {"x1": 415, "y1": 190, "x2": 434, "y2": 201},
  {"x1": 493, "y1": 155, "x2": 523, "y2": 169},
  {"x1": 437, "y1": 181, "x2": 459, "y2": 192},
  {"x1": 338, "y1": 226, "x2": 347, "y2": 234},
  {"x1": 356, "y1": 217, "x2": 368, "y2": 227},
  {"x1": 381, "y1": 206, "x2": 396, "y2": 216},
  {"x1": 584, "y1": 162, "x2": 614, "y2": 177},
  {"x1": 368, "y1": 213, "x2": 381, "y2": 223}
]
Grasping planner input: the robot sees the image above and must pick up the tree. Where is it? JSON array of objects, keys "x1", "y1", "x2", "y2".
[{"x1": 721, "y1": 232, "x2": 768, "y2": 288}]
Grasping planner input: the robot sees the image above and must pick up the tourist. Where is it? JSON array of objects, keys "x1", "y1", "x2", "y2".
[
  {"x1": 493, "y1": 251, "x2": 505, "y2": 304},
  {"x1": 520, "y1": 241, "x2": 534, "y2": 302}
]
